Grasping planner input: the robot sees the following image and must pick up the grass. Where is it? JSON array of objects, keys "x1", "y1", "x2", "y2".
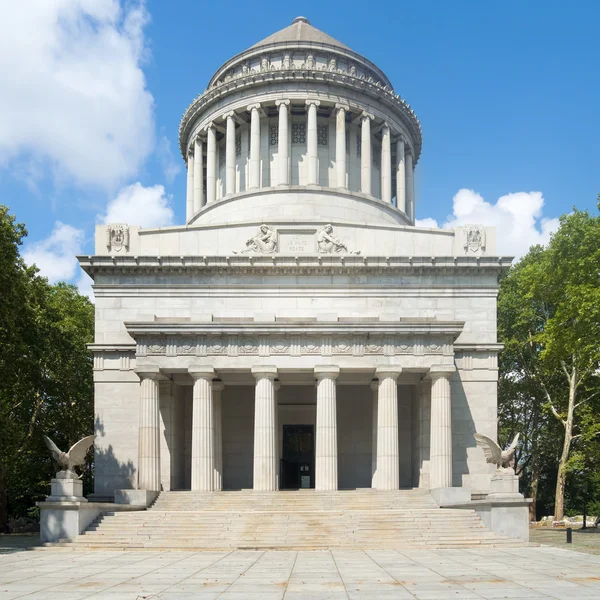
[{"x1": 530, "y1": 526, "x2": 600, "y2": 555}]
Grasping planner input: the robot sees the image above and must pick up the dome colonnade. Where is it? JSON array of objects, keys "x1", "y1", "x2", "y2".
[{"x1": 179, "y1": 17, "x2": 421, "y2": 227}]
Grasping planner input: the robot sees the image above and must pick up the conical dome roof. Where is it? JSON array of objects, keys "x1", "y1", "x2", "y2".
[{"x1": 250, "y1": 16, "x2": 350, "y2": 51}]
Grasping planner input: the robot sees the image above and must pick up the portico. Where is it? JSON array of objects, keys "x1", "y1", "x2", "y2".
[{"x1": 128, "y1": 320, "x2": 459, "y2": 494}]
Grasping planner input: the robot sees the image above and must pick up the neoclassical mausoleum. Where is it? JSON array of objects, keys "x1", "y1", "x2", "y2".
[{"x1": 81, "y1": 18, "x2": 510, "y2": 505}]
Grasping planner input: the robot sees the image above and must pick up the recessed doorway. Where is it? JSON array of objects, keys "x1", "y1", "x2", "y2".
[{"x1": 280, "y1": 424, "x2": 314, "y2": 489}]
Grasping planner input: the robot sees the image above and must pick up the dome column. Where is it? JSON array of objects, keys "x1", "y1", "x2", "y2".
[
  {"x1": 361, "y1": 112, "x2": 374, "y2": 195},
  {"x1": 306, "y1": 99, "x2": 320, "y2": 185},
  {"x1": 247, "y1": 103, "x2": 262, "y2": 189},
  {"x1": 206, "y1": 123, "x2": 217, "y2": 203},
  {"x1": 335, "y1": 103, "x2": 349, "y2": 189},
  {"x1": 406, "y1": 148, "x2": 415, "y2": 221},
  {"x1": 186, "y1": 147, "x2": 194, "y2": 222},
  {"x1": 276, "y1": 99, "x2": 290, "y2": 186},
  {"x1": 193, "y1": 135, "x2": 204, "y2": 213},
  {"x1": 396, "y1": 136, "x2": 406, "y2": 213},
  {"x1": 381, "y1": 123, "x2": 392, "y2": 204},
  {"x1": 223, "y1": 111, "x2": 236, "y2": 195}
]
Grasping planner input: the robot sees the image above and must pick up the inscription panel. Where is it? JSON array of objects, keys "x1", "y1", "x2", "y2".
[{"x1": 278, "y1": 228, "x2": 316, "y2": 254}]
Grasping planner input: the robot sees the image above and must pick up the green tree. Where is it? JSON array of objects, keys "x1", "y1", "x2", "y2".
[
  {"x1": 498, "y1": 203, "x2": 600, "y2": 521},
  {"x1": 0, "y1": 206, "x2": 94, "y2": 532}
]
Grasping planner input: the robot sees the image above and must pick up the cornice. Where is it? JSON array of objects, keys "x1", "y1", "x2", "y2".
[
  {"x1": 178, "y1": 69, "x2": 422, "y2": 163},
  {"x1": 78, "y1": 255, "x2": 513, "y2": 279}
]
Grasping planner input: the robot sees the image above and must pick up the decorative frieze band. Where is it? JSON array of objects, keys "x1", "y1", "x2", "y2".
[{"x1": 135, "y1": 334, "x2": 454, "y2": 358}]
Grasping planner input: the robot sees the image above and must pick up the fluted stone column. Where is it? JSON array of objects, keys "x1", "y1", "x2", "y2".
[
  {"x1": 213, "y1": 381, "x2": 224, "y2": 491},
  {"x1": 306, "y1": 99, "x2": 320, "y2": 185},
  {"x1": 186, "y1": 148, "x2": 194, "y2": 222},
  {"x1": 396, "y1": 136, "x2": 406, "y2": 213},
  {"x1": 361, "y1": 112, "x2": 374, "y2": 195},
  {"x1": 381, "y1": 123, "x2": 392, "y2": 203},
  {"x1": 429, "y1": 365, "x2": 456, "y2": 490},
  {"x1": 206, "y1": 123, "x2": 217, "y2": 203},
  {"x1": 335, "y1": 103, "x2": 348, "y2": 189},
  {"x1": 193, "y1": 136, "x2": 204, "y2": 213},
  {"x1": 315, "y1": 365, "x2": 339, "y2": 491},
  {"x1": 276, "y1": 100, "x2": 290, "y2": 186},
  {"x1": 224, "y1": 111, "x2": 236, "y2": 195},
  {"x1": 370, "y1": 379, "x2": 378, "y2": 488},
  {"x1": 405, "y1": 148, "x2": 414, "y2": 221},
  {"x1": 189, "y1": 366, "x2": 215, "y2": 491},
  {"x1": 248, "y1": 103, "x2": 261, "y2": 189},
  {"x1": 375, "y1": 366, "x2": 402, "y2": 490},
  {"x1": 274, "y1": 380, "x2": 281, "y2": 490},
  {"x1": 252, "y1": 366, "x2": 278, "y2": 491},
  {"x1": 135, "y1": 366, "x2": 163, "y2": 491}
]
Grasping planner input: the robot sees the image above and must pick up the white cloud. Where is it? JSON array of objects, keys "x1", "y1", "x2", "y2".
[
  {"x1": 101, "y1": 182, "x2": 174, "y2": 227},
  {"x1": 416, "y1": 189, "x2": 560, "y2": 258},
  {"x1": 23, "y1": 221, "x2": 84, "y2": 283},
  {"x1": 76, "y1": 271, "x2": 94, "y2": 301},
  {"x1": 0, "y1": 0, "x2": 154, "y2": 188},
  {"x1": 157, "y1": 134, "x2": 182, "y2": 184}
]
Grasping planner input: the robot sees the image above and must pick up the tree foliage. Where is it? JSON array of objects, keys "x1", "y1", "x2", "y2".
[
  {"x1": 498, "y1": 202, "x2": 600, "y2": 521},
  {"x1": 0, "y1": 206, "x2": 94, "y2": 532}
]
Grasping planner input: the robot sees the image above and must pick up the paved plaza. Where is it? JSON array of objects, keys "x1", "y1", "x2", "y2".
[{"x1": 1, "y1": 546, "x2": 600, "y2": 599}]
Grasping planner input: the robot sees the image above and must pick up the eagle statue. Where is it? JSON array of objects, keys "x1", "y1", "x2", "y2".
[
  {"x1": 43, "y1": 435, "x2": 95, "y2": 479},
  {"x1": 473, "y1": 432, "x2": 520, "y2": 473}
]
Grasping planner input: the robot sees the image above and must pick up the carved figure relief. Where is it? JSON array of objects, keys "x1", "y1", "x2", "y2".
[
  {"x1": 317, "y1": 224, "x2": 360, "y2": 255},
  {"x1": 234, "y1": 224, "x2": 278, "y2": 254},
  {"x1": 463, "y1": 225, "x2": 486, "y2": 255},
  {"x1": 106, "y1": 224, "x2": 129, "y2": 253}
]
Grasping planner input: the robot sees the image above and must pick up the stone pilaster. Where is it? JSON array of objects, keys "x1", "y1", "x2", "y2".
[
  {"x1": 276, "y1": 100, "x2": 290, "y2": 185},
  {"x1": 206, "y1": 123, "x2": 216, "y2": 203},
  {"x1": 381, "y1": 124, "x2": 392, "y2": 203},
  {"x1": 395, "y1": 136, "x2": 406, "y2": 213},
  {"x1": 252, "y1": 366, "x2": 278, "y2": 491},
  {"x1": 335, "y1": 104, "x2": 348, "y2": 189},
  {"x1": 189, "y1": 366, "x2": 215, "y2": 491},
  {"x1": 248, "y1": 103, "x2": 261, "y2": 189},
  {"x1": 186, "y1": 148, "x2": 194, "y2": 222},
  {"x1": 193, "y1": 136, "x2": 204, "y2": 213},
  {"x1": 213, "y1": 381, "x2": 224, "y2": 491},
  {"x1": 306, "y1": 99, "x2": 320, "y2": 185},
  {"x1": 370, "y1": 379, "x2": 378, "y2": 488},
  {"x1": 135, "y1": 365, "x2": 163, "y2": 491},
  {"x1": 315, "y1": 365, "x2": 340, "y2": 491},
  {"x1": 224, "y1": 111, "x2": 236, "y2": 195},
  {"x1": 361, "y1": 112, "x2": 374, "y2": 195},
  {"x1": 428, "y1": 365, "x2": 456, "y2": 489},
  {"x1": 375, "y1": 366, "x2": 402, "y2": 490}
]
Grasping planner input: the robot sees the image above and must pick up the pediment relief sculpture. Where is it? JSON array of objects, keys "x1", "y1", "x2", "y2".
[
  {"x1": 317, "y1": 224, "x2": 360, "y2": 255},
  {"x1": 234, "y1": 224, "x2": 278, "y2": 254},
  {"x1": 106, "y1": 224, "x2": 129, "y2": 253},
  {"x1": 463, "y1": 225, "x2": 486, "y2": 255}
]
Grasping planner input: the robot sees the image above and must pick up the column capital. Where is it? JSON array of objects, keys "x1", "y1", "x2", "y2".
[
  {"x1": 246, "y1": 102, "x2": 261, "y2": 112},
  {"x1": 395, "y1": 133, "x2": 407, "y2": 145},
  {"x1": 381, "y1": 122, "x2": 391, "y2": 133},
  {"x1": 305, "y1": 99, "x2": 321, "y2": 107},
  {"x1": 187, "y1": 146, "x2": 194, "y2": 158},
  {"x1": 361, "y1": 111, "x2": 375, "y2": 121},
  {"x1": 193, "y1": 133, "x2": 205, "y2": 145},
  {"x1": 335, "y1": 103, "x2": 350, "y2": 112},
  {"x1": 370, "y1": 379, "x2": 379, "y2": 391},
  {"x1": 251, "y1": 365, "x2": 278, "y2": 380},
  {"x1": 205, "y1": 121, "x2": 215, "y2": 132},
  {"x1": 426, "y1": 364, "x2": 456, "y2": 380},
  {"x1": 375, "y1": 366, "x2": 402, "y2": 380},
  {"x1": 213, "y1": 380, "x2": 225, "y2": 392},
  {"x1": 134, "y1": 365, "x2": 165, "y2": 381},
  {"x1": 314, "y1": 365, "x2": 340, "y2": 380},
  {"x1": 275, "y1": 99, "x2": 290, "y2": 108},
  {"x1": 188, "y1": 365, "x2": 215, "y2": 381},
  {"x1": 222, "y1": 111, "x2": 236, "y2": 121}
]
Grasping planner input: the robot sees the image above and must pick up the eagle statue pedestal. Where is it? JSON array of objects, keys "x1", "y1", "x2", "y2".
[
  {"x1": 46, "y1": 477, "x2": 87, "y2": 503},
  {"x1": 488, "y1": 471, "x2": 523, "y2": 500}
]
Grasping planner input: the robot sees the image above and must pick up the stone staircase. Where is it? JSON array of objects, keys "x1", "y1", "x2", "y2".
[{"x1": 54, "y1": 489, "x2": 525, "y2": 550}]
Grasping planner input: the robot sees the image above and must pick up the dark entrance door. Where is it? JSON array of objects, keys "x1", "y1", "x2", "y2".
[{"x1": 281, "y1": 425, "x2": 314, "y2": 489}]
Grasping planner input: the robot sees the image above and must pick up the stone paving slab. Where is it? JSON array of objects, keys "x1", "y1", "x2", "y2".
[{"x1": 0, "y1": 547, "x2": 599, "y2": 599}]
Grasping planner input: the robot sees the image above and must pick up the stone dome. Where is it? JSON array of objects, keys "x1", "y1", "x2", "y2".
[{"x1": 179, "y1": 18, "x2": 422, "y2": 229}]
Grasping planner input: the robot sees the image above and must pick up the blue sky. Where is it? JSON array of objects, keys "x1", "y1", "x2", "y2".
[{"x1": 2, "y1": 0, "x2": 598, "y2": 293}]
